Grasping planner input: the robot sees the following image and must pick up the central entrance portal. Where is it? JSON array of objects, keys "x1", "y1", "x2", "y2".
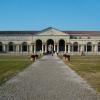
[{"x1": 47, "y1": 39, "x2": 54, "y2": 54}]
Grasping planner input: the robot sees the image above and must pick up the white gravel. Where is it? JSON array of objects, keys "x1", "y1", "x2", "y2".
[{"x1": 0, "y1": 55, "x2": 100, "y2": 100}]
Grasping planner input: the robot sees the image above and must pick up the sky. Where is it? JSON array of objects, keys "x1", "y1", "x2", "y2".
[{"x1": 0, "y1": 0, "x2": 100, "y2": 31}]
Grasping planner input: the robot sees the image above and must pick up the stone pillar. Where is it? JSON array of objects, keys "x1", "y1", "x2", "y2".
[
  {"x1": 34, "y1": 44, "x2": 36, "y2": 54},
  {"x1": 80, "y1": 44, "x2": 84, "y2": 52},
  {"x1": 65, "y1": 44, "x2": 66, "y2": 53},
  {"x1": 13, "y1": 44, "x2": 15, "y2": 52},
  {"x1": 57, "y1": 44, "x2": 59, "y2": 53},
  {"x1": 78, "y1": 44, "x2": 80, "y2": 52},
  {"x1": 42, "y1": 44, "x2": 44, "y2": 53},
  {"x1": 92, "y1": 44, "x2": 95, "y2": 52},
  {"x1": 45, "y1": 43, "x2": 47, "y2": 53},
  {"x1": 68, "y1": 44, "x2": 70, "y2": 53},
  {"x1": 27, "y1": 44, "x2": 29, "y2": 52},
  {"x1": 43, "y1": 44, "x2": 45, "y2": 53},
  {"x1": 13, "y1": 45, "x2": 15, "y2": 52},
  {"x1": 82, "y1": 44, "x2": 84, "y2": 52},
  {"x1": 97, "y1": 44, "x2": 99, "y2": 52},
  {"x1": 3, "y1": 44, "x2": 5, "y2": 52},
  {"x1": 94, "y1": 44, "x2": 97, "y2": 53},
  {"x1": 85, "y1": 44, "x2": 87, "y2": 52},
  {"x1": 30, "y1": 44, "x2": 33, "y2": 53},
  {"x1": 6, "y1": 44, "x2": 9, "y2": 52},
  {"x1": 78, "y1": 45, "x2": 80, "y2": 52},
  {"x1": 18, "y1": 44, "x2": 20, "y2": 53},
  {"x1": 71, "y1": 44, "x2": 73, "y2": 53},
  {"x1": 20, "y1": 44, "x2": 22, "y2": 53},
  {"x1": 54, "y1": 44, "x2": 56, "y2": 52},
  {"x1": 16, "y1": 44, "x2": 20, "y2": 53}
]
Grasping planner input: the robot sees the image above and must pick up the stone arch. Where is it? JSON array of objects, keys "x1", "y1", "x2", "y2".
[
  {"x1": 73, "y1": 42, "x2": 78, "y2": 52},
  {"x1": 47, "y1": 39, "x2": 54, "y2": 53},
  {"x1": 8, "y1": 42, "x2": 14, "y2": 52},
  {"x1": 22, "y1": 42, "x2": 27, "y2": 52},
  {"x1": 59, "y1": 39, "x2": 65, "y2": 52},
  {"x1": 0, "y1": 42, "x2": 3, "y2": 52},
  {"x1": 36, "y1": 39, "x2": 42, "y2": 52},
  {"x1": 98, "y1": 42, "x2": 100, "y2": 52},
  {"x1": 87, "y1": 42, "x2": 92, "y2": 52}
]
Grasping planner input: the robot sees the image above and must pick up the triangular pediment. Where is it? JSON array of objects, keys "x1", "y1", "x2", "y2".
[{"x1": 36, "y1": 27, "x2": 68, "y2": 36}]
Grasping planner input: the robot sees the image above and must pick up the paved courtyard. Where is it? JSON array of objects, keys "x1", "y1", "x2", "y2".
[{"x1": 0, "y1": 55, "x2": 100, "y2": 100}]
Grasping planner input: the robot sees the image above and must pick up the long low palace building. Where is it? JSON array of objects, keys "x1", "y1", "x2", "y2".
[{"x1": 0, "y1": 27, "x2": 100, "y2": 55}]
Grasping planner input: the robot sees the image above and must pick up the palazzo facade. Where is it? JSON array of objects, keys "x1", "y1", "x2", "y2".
[{"x1": 0, "y1": 27, "x2": 100, "y2": 55}]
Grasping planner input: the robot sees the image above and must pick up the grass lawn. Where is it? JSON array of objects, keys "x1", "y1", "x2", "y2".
[
  {"x1": 0, "y1": 55, "x2": 32, "y2": 85},
  {"x1": 59, "y1": 55, "x2": 100, "y2": 93}
]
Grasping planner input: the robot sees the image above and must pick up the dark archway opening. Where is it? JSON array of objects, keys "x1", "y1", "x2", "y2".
[
  {"x1": 98, "y1": 42, "x2": 100, "y2": 52},
  {"x1": 22, "y1": 42, "x2": 27, "y2": 52},
  {"x1": 36, "y1": 39, "x2": 42, "y2": 52},
  {"x1": 0, "y1": 42, "x2": 3, "y2": 52},
  {"x1": 73, "y1": 42, "x2": 78, "y2": 52},
  {"x1": 59, "y1": 39, "x2": 65, "y2": 52},
  {"x1": 9, "y1": 42, "x2": 14, "y2": 52},
  {"x1": 47, "y1": 39, "x2": 54, "y2": 53},
  {"x1": 87, "y1": 42, "x2": 92, "y2": 52}
]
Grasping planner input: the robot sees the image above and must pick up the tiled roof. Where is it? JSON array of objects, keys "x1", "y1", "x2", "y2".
[
  {"x1": 0, "y1": 30, "x2": 100, "y2": 36},
  {"x1": 0, "y1": 31, "x2": 39, "y2": 36},
  {"x1": 64, "y1": 31, "x2": 100, "y2": 36}
]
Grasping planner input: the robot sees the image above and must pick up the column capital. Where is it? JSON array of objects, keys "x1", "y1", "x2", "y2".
[
  {"x1": 31, "y1": 43, "x2": 35, "y2": 45},
  {"x1": 67, "y1": 43, "x2": 70, "y2": 44},
  {"x1": 42, "y1": 42, "x2": 46, "y2": 45}
]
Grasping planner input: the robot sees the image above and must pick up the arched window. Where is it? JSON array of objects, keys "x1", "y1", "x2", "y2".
[
  {"x1": 98, "y1": 42, "x2": 100, "y2": 52},
  {"x1": 9, "y1": 42, "x2": 14, "y2": 52},
  {"x1": 36, "y1": 39, "x2": 42, "y2": 51},
  {"x1": 22, "y1": 42, "x2": 27, "y2": 52},
  {"x1": 73, "y1": 42, "x2": 78, "y2": 52},
  {"x1": 59, "y1": 39, "x2": 65, "y2": 51},
  {"x1": 0, "y1": 42, "x2": 3, "y2": 52},
  {"x1": 87, "y1": 42, "x2": 92, "y2": 52}
]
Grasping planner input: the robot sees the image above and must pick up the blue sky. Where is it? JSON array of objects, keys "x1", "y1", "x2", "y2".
[{"x1": 0, "y1": 0, "x2": 100, "y2": 31}]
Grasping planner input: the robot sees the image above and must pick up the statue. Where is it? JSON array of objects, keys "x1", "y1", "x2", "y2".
[
  {"x1": 48, "y1": 44, "x2": 53, "y2": 52},
  {"x1": 48, "y1": 44, "x2": 53, "y2": 55}
]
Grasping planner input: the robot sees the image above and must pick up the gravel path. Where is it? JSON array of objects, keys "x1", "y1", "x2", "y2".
[{"x1": 0, "y1": 55, "x2": 100, "y2": 100}]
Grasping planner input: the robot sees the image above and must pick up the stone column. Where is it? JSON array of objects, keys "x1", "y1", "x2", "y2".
[
  {"x1": 78, "y1": 44, "x2": 80, "y2": 52},
  {"x1": 85, "y1": 44, "x2": 87, "y2": 53},
  {"x1": 20, "y1": 44, "x2": 22, "y2": 53},
  {"x1": 3, "y1": 44, "x2": 6, "y2": 53},
  {"x1": 78, "y1": 45, "x2": 80, "y2": 52},
  {"x1": 45, "y1": 43, "x2": 47, "y2": 53},
  {"x1": 13, "y1": 44, "x2": 15, "y2": 52},
  {"x1": 16, "y1": 44, "x2": 20, "y2": 53},
  {"x1": 6, "y1": 44, "x2": 9, "y2": 52},
  {"x1": 30, "y1": 44, "x2": 33, "y2": 53},
  {"x1": 94, "y1": 44, "x2": 97, "y2": 53},
  {"x1": 34, "y1": 44, "x2": 36, "y2": 54},
  {"x1": 43, "y1": 44, "x2": 45, "y2": 53},
  {"x1": 55, "y1": 44, "x2": 57, "y2": 52},
  {"x1": 42, "y1": 44, "x2": 44, "y2": 53},
  {"x1": 18, "y1": 44, "x2": 20, "y2": 53},
  {"x1": 54, "y1": 43, "x2": 55, "y2": 52},
  {"x1": 27, "y1": 45, "x2": 29, "y2": 53},
  {"x1": 68, "y1": 44, "x2": 70, "y2": 53},
  {"x1": 57, "y1": 44, "x2": 59, "y2": 53},
  {"x1": 71, "y1": 44, "x2": 73, "y2": 53},
  {"x1": 92, "y1": 44, "x2": 95, "y2": 52},
  {"x1": 97, "y1": 44, "x2": 99, "y2": 52},
  {"x1": 65, "y1": 44, "x2": 66, "y2": 53},
  {"x1": 80, "y1": 44, "x2": 84, "y2": 52}
]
